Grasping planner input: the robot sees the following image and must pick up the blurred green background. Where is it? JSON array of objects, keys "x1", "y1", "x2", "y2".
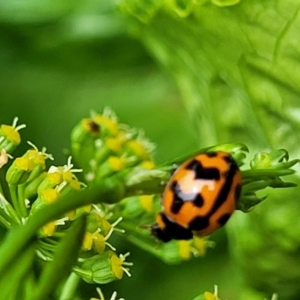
[
  {"x1": 0, "y1": 1, "x2": 198, "y2": 165},
  {"x1": 1, "y1": 0, "x2": 300, "y2": 299}
]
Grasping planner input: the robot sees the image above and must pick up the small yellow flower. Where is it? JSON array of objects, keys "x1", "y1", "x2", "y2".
[
  {"x1": 6, "y1": 156, "x2": 35, "y2": 184},
  {"x1": 31, "y1": 188, "x2": 60, "y2": 215},
  {"x1": 25, "y1": 142, "x2": 53, "y2": 168},
  {"x1": 140, "y1": 160, "x2": 155, "y2": 169},
  {"x1": 93, "y1": 233, "x2": 107, "y2": 253},
  {"x1": 192, "y1": 237, "x2": 215, "y2": 257},
  {"x1": 65, "y1": 209, "x2": 76, "y2": 220},
  {"x1": 42, "y1": 221, "x2": 57, "y2": 236},
  {"x1": 40, "y1": 189, "x2": 60, "y2": 204},
  {"x1": 0, "y1": 117, "x2": 25, "y2": 145},
  {"x1": 106, "y1": 138, "x2": 124, "y2": 153},
  {"x1": 110, "y1": 252, "x2": 132, "y2": 280},
  {"x1": 126, "y1": 140, "x2": 149, "y2": 160},
  {"x1": 41, "y1": 217, "x2": 68, "y2": 236},
  {"x1": 48, "y1": 157, "x2": 82, "y2": 183},
  {"x1": 93, "y1": 115, "x2": 119, "y2": 136},
  {"x1": 15, "y1": 157, "x2": 35, "y2": 171},
  {"x1": 83, "y1": 224, "x2": 118, "y2": 254},
  {"x1": 204, "y1": 292, "x2": 218, "y2": 300},
  {"x1": 108, "y1": 156, "x2": 127, "y2": 171},
  {"x1": 38, "y1": 157, "x2": 83, "y2": 195},
  {"x1": 68, "y1": 179, "x2": 82, "y2": 190},
  {"x1": 178, "y1": 240, "x2": 192, "y2": 260},
  {"x1": 45, "y1": 171, "x2": 63, "y2": 185},
  {"x1": 62, "y1": 169, "x2": 73, "y2": 182},
  {"x1": 139, "y1": 195, "x2": 154, "y2": 212},
  {"x1": 83, "y1": 232, "x2": 94, "y2": 250}
]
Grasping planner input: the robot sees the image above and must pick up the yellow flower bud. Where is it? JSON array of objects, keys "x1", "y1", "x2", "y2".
[
  {"x1": 108, "y1": 156, "x2": 126, "y2": 171},
  {"x1": 40, "y1": 189, "x2": 60, "y2": 204},
  {"x1": 42, "y1": 221, "x2": 57, "y2": 237},
  {"x1": 178, "y1": 240, "x2": 192, "y2": 260},
  {"x1": 139, "y1": 195, "x2": 154, "y2": 212},
  {"x1": 1, "y1": 124, "x2": 21, "y2": 145},
  {"x1": 6, "y1": 156, "x2": 35, "y2": 185},
  {"x1": 126, "y1": 140, "x2": 149, "y2": 160},
  {"x1": 204, "y1": 291, "x2": 218, "y2": 300},
  {"x1": 106, "y1": 138, "x2": 123, "y2": 153},
  {"x1": 93, "y1": 115, "x2": 119, "y2": 136},
  {"x1": 0, "y1": 118, "x2": 26, "y2": 153}
]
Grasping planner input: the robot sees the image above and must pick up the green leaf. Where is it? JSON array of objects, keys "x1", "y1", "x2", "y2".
[
  {"x1": 0, "y1": 243, "x2": 36, "y2": 300},
  {"x1": 32, "y1": 215, "x2": 87, "y2": 300},
  {"x1": 120, "y1": 0, "x2": 300, "y2": 152}
]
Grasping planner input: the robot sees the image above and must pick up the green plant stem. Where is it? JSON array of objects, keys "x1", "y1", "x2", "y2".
[
  {"x1": 24, "y1": 271, "x2": 36, "y2": 300},
  {"x1": 36, "y1": 248, "x2": 53, "y2": 261},
  {"x1": 59, "y1": 272, "x2": 80, "y2": 300},
  {"x1": 38, "y1": 239, "x2": 57, "y2": 251},
  {"x1": 44, "y1": 236, "x2": 60, "y2": 245},
  {"x1": 9, "y1": 184, "x2": 28, "y2": 219},
  {"x1": 242, "y1": 168, "x2": 295, "y2": 179},
  {"x1": 125, "y1": 234, "x2": 160, "y2": 258},
  {"x1": 0, "y1": 194, "x2": 21, "y2": 225},
  {"x1": 8, "y1": 184, "x2": 21, "y2": 217},
  {"x1": 0, "y1": 205, "x2": 19, "y2": 227},
  {"x1": 0, "y1": 215, "x2": 10, "y2": 228},
  {"x1": 0, "y1": 168, "x2": 12, "y2": 203},
  {"x1": 0, "y1": 177, "x2": 5, "y2": 198},
  {"x1": 17, "y1": 184, "x2": 28, "y2": 217}
]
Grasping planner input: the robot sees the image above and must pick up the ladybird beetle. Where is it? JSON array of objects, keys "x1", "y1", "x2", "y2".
[{"x1": 151, "y1": 151, "x2": 242, "y2": 242}]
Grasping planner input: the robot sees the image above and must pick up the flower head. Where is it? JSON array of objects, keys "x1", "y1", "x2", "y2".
[
  {"x1": 0, "y1": 117, "x2": 26, "y2": 153},
  {"x1": 79, "y1": 251, "x2": 132, "y2": 284}
]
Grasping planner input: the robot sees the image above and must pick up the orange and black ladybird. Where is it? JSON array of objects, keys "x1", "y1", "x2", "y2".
[{"x1": 151, "y1": 151, "x2": 242, "y2": 242}]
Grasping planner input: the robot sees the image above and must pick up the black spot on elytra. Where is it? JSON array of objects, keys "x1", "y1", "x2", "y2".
[
  {"x1": 151, "y1": 213, "x2": 193, "y2": 242},
  {"x1": 206, "y1": 158, "x2": 237, "y2": 218},
  {"x1": 170, "y1": 181, "x2": 184, "y2": 214},
  {"x1": 223, "y1": 154, "x2": 239, "y2": 171},
  {"x1": 185, "y1": 159, "x2": 220, "y2": 180},
  {"x1": 189, "y1": 216, "x2": 210, "y2": 231},
  {"x1": 194, "y1": 193, "x2": 204, "y2": 207},
  {"x1": 217, "y1": 213, "x2": 231, "y2": 226}
]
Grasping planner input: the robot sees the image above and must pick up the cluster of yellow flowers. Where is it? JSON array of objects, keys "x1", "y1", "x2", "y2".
[
  {"x1": 0, "y1": 115, "x2": 133, "y2": 284},
  {"x1": 0, "y1": 110, "x2": 217, "y2": 298}
]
